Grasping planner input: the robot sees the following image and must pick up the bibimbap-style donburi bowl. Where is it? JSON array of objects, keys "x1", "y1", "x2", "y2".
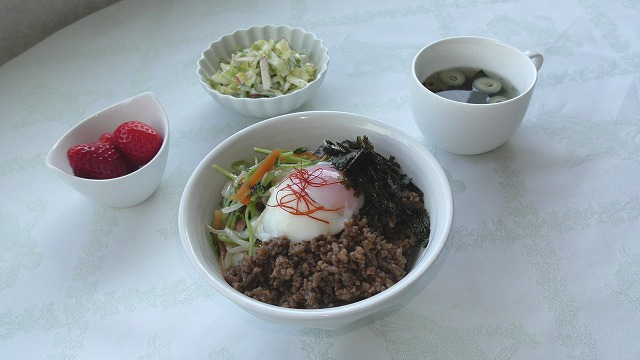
[{"x1": 178, "y1": 111, "x2": 453, "y2": 329}]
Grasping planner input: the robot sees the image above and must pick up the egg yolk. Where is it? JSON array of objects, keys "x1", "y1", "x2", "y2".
[{"x1": 255, "y1": 163, "x2": 364, "y2": 243}]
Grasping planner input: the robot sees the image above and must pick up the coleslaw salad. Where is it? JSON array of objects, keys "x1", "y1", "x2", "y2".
[{"x1": 207, "y1": 38, "x2": 318, "y2": 98}]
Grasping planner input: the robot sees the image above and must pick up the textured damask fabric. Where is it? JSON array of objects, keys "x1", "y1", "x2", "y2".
[{"x1": 1, "y1": 0, "x2": 639, "y2": 359}]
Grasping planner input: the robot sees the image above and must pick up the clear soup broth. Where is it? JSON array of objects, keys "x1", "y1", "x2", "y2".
[{"x1": 422, "y1": 67, "x2": 519, "y2": 104}]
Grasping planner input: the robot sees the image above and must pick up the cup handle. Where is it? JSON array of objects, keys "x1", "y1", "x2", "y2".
[{"x1": 524, "y1": 51, "x2": 544, "y2": 71}]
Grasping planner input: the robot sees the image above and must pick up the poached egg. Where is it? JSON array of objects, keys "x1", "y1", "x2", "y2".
[{"x1": 255, "y1": 163, "x2": 364, "y2": 243}]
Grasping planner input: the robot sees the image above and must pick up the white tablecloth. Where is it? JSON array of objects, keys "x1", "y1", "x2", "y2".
[{"x1": 1, "y1": 0, "x2": 639, "y2": 358}]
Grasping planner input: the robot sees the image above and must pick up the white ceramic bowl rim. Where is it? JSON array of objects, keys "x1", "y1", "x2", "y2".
[
  {"x1": 198, "y1": 24, "x2": 329, "y2": 103},
  {"x1": 179, "y1": 111, "x2": 453, "y2": 321}
]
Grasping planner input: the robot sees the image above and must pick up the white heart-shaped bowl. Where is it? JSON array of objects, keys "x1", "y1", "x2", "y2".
[{"x1": 45, "y1": 92, "x2": 170, "y2": 208}]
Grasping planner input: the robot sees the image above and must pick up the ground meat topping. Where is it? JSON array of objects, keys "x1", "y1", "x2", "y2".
[{"x1": 223, "y1": 209, "x2": 419, "y2": 309}]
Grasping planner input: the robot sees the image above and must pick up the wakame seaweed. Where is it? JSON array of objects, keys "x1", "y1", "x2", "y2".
[{"x1": 314, "y1": 136, "x2": 431, "y2": 247}]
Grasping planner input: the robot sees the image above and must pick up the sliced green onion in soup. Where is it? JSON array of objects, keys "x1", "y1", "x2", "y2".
[
  {"x1": 472, "y1": 77, "x2": 502, "y2": 94},
  {"x1": 488, "y1": 95, "x2": 508, "y2": 104},
  {"x1": 438, "y1": 69, "x2": 465, "y2": 86}
]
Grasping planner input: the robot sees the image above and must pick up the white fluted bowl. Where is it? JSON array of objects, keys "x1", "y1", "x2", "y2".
[{"x1": 197, "y1": 24, "x2": 329, "y2": 118}]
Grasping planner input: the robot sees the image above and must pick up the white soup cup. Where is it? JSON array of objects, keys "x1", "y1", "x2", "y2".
[{"x1": 411, "y1": 36, "x2": 543, "y2": 155}]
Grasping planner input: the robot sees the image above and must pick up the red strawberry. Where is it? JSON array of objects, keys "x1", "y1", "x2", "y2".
[
  {"x1": 113, "y1": 121, "x2": 163, "y2": 166},
  {"x1": 97, "y1": 133, "x2": 137, "y2": 172},
  {"x1": 67, "y1": 141, "x2": 130, "y2": 179},
  {"x1": 98, "y1": 132, "x2": 115, "y2": 145}
]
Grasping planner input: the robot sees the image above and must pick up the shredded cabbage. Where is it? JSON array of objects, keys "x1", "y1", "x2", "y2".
[{"x1": 207, "y1": 38, "x2": 318, "y2": 98}]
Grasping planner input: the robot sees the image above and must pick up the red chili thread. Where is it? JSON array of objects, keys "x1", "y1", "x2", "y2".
[{"x1": 272, "y1": 167, "x2": 343, "y2": 223}]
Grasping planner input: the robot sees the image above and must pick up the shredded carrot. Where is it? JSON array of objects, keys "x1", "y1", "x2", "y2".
[
  {"x1": 232, "y1": 148, "x2": 281, "y2": 205},
  {"x1": 213, "y1": 209, "x2": 224, "y2": 230},
  {"x1": 291, "y1": 151, "x2": 320, "y2": 160}
]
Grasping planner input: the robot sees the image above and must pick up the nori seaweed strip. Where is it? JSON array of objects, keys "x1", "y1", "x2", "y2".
[{"x1": 314, "y1": 136, "x2": 431, "y2": 247}]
